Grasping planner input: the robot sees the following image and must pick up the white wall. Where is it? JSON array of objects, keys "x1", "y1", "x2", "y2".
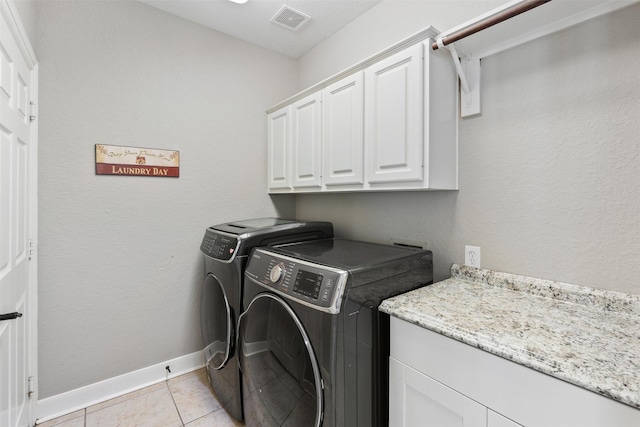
[
  {"x1": 35, "y1": 0, "x2": 295, "y2": 398},
  {"x1": 296, "y1": 0, "x2": 505, "y2": 89},
  {"x1": 12, "y1": 0, "x2": 35, "y2": 45},
  {"x1": 295, "y1": 1, "x2": 640, "y2": 295}
]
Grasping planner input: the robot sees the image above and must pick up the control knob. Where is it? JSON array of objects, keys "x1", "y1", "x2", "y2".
[{"x1": 269, "y1": 263, "x2": 286, "y2": 284}]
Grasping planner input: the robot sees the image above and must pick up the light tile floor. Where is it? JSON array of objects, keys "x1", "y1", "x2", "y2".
[{"x1": 37, "y1": 369, "x2": 244, "y2": 427}]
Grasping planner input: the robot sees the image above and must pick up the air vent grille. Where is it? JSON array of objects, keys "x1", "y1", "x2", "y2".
[{"x1": 270, "y1": 5, "x2": 310, "y2": 31}]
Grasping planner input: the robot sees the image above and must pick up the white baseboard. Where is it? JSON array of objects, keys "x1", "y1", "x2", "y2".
[{"x1": 36, "y1": 350, "x2": 205, "y2": 424}]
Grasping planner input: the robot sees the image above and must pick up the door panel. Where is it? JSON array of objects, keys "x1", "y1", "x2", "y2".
[
  {"x1": 0, "y1": 129, "x2": 11, "y2": 275},
  {"x1": 364, "y1": 44, "x2": 424, "y2": 184},
  {"x1": 292, "y1": 93, "x2": 322, "y2": 189},
  {"x1": 0, "y1": 9, "x2": 36, "y2": 426},
  {"x1": 389, "y1": 357, "x2": 486, "y2": 427},
  {"x1": 323, "y1": 72, "x2": 364, "y2": 186},
  {"x1": 268, "y1": 106, "x2": 291, "y2": 190}
]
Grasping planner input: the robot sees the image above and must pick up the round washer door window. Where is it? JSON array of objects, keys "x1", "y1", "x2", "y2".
[
  {"x1": 201, "y1": 274, "x2": 233, "y2": 370},
  {"x1": 238, "y1": 293, "x2": 323, "y2": 427}
]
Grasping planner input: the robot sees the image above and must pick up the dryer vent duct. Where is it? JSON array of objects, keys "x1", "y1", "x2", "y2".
[{"x1": 270, "y1": 5, "x2": 310, "y2": 31}]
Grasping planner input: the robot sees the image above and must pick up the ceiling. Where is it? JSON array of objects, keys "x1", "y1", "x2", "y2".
[{"x1": 137, "y1": 0, "x2": 382, "y2": 58}]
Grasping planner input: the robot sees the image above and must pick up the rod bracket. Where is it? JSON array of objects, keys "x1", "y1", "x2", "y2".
[
  {"x1": 437, "y1": 37, "x2": 470, "y2": 94},
  {"x1": 436, "y1": 37, "x2": 481, "y2": 117},
  {"x1": 460, "y1": 55, "x2": 481, "y2": 117}
]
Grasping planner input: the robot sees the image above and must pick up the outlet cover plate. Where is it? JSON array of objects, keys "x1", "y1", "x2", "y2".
[{"x1": 465, "y1": 245, "x2": 481, "y2": 268}]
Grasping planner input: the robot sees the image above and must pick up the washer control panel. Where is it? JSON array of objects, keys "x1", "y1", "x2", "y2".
[
  {"x1": 245, "y1": 248, "x2": 348, "y2": 314},
  {"x1": 200, "y1": 229, "x2": 239, "y2": 261}
]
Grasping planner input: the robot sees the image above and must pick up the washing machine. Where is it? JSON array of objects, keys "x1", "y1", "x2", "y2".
[
  {"x1": 238, "y1": 239, "x2": 433, "y2": 427},
  {"x1": 200, "y1": 218, "x2": 333, "y2": 421}
]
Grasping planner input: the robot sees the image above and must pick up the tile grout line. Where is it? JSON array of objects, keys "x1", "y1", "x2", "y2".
[
  {"x1": 40, "y1": 370, "x2": 208, "y2": 427},
  {"x1": 165, "y1": 380, "x2": 186, "y2": 427}
]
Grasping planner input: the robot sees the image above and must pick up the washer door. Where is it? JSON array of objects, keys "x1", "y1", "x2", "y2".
[
  {"x1": 201, "y1": 274, "x2": 233, "y2": 370},
  {"x1": 238, "y1": 293, "x2": 323, "y2": 427}
]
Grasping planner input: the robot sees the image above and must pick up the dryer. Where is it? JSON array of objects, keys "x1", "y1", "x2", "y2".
[
  {"x1": 200, "y1": 218, "x2": 333, "y2": 421},
  {"x1": 239, "y1": 239, "x2": 433, "y2": 426}
]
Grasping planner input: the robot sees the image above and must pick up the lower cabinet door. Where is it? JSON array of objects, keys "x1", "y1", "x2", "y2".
[
  {"x1": 488, "y1": 410, "x2": 522, "y2": 427},
  {"x1": 389, "y1": 357, "x2": 487, "y2": 427}
]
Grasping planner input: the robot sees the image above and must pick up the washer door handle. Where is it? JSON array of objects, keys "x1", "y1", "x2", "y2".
[{"x1": 0, "y1": 312, "x2": 23, "y2": 321}]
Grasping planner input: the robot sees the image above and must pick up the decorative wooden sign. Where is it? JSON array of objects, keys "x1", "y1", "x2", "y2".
[{"x1": 95, "y1": 145, "x2": 179, "y2": 177}]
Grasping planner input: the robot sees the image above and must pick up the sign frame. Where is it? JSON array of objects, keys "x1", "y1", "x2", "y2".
[{"x1": 95, "y1": 144, "x2": 180, "y2": 178}]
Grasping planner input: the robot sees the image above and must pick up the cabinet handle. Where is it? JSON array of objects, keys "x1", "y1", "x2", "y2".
[{"x1": 0, "y1": 312, "x2": 23, "y2": 321}]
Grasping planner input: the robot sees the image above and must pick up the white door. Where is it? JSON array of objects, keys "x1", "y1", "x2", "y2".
[
  {"x1": 267, "y1": 106, "x2": 292, "y2": 190},
  {"x1": 389, "y1": 357, "x2": 486, "y2": 427},
  {"x1": 364, "y1": 43, "x2": 424, "y2": 184},
  {"x1": 0, "y1": 3, "x2": 38, "y2": 426},
  {"x1": 291, "y1": 92, "x2": 322, "y2": 189},
  {"x1": 322, "y1": 72, "x2": 364, "y2": 187},
  {"x1": 488, "y1": 410, "x2": 522, "y2": 427}
]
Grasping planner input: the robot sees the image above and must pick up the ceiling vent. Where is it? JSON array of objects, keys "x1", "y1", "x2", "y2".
[{"x1": 270, "y1": 5, "x2": 311, "y2": 31}]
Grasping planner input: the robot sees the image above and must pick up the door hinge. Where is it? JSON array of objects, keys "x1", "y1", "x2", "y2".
[
  {"x1": 29, "y1": 239, "x2": 36, "y2": 260},
  {"x1": 29, "y1": 101, "x2": 36, "y2": 122},
  {"x1": 28, "y1": 376, "x2": 34, "y2": 397}
]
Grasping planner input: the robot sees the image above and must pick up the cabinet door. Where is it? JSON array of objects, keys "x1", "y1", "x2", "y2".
[
  {"x1": 322, "y1": 72, "x2": 364, "y2": 186},
  {"x1": 389, "y1": 357, "x2": 486, "y2": 427},
  {"x1": 488, "y1": 411, "x2": 522, "y2": 427},
  {"x1": 291, "y1": 93, "x2": 322, "y2": 189},
  {"x1": 267, "y1": 106, "x2": 292, "y2": 190},
  {"x1": 365, "y1": 43, "x2": 423, "y2": 184}
]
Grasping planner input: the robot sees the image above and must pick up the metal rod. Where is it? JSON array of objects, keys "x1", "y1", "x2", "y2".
[{"x1": 432, "y1": 0, "x2": 553, "y2": 50}]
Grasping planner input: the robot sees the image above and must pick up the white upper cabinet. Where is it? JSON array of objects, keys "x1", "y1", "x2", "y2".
[
  {"x1": 291, "y1": 93, "x2": 322, "y2": 189},
  {"x1": 322, "y1": 72, "x2": 365, "y2": 187},
  {"x1": 364, "y1": 43, "x2": 424, "y2": 185},
  {"x1": 266, "y1": 28, "x2": 458, "y2": 194},
  {"x1": 267, "y1": 106, "x2": 291, "y2": 190}
]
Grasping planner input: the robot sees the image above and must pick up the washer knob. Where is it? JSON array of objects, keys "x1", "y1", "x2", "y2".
[{"x1": 269, "y1": 263, "x2": 285, "y2": 283}]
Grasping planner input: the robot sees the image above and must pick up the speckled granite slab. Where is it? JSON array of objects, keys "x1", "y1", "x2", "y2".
[{"x1": 379, "y1": 264, "x2": 640, "y2": 409}]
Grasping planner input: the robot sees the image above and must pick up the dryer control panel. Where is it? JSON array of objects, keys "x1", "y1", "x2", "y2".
[
  {"x1": 245, "y1": 248, "x2": 348, "y2": 314},
  {"x1": 200, "y1": 229, "x2": 239, "y2": 262}
]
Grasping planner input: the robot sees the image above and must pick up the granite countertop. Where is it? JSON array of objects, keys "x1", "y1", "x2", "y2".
[{"x1": 379, "y1": 264, "x2": 640, "y2": 409}]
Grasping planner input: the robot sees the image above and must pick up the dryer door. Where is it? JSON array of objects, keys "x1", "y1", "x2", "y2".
[
  {"x1": 238, "y1": 293, "x2": 323, "y2": 427},
  {"x1": 201, "y1": 273, "x2": 233, "y2": 370}
]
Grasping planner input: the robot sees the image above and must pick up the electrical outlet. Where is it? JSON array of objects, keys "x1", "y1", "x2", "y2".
[{"x1": 465, "y1": 245, "x2": 481, "y2": 268}]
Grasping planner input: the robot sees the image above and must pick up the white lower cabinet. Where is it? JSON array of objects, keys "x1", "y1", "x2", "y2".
[
  {"x1": 390, "y1": 357, "x2": 489, "y2": 427},
  {"x1": 488, "y1": 410, "x2": 522, "y2": 427},
  {"x1": 390, "y1": 357, "x2": 521, "y2": 427},
  {"x1": 389, "y1": 317, "x2": 640, "y2": 427}
]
